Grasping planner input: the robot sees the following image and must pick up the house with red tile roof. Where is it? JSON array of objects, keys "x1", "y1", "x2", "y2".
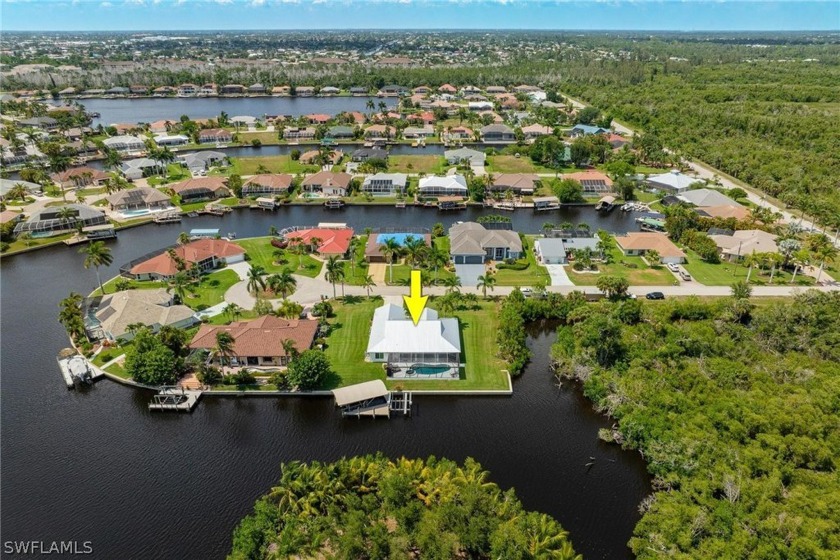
[
  {"x1": 168, "y1": 177, "x2": 230, "y2": 203},
  {"x1": 301, "y1": 171, "x2": 352, "y2": 197},
  {"x1": 189, "y1": 315, "x2": 318, "y2": 368},
  {"x1": 242, "y1": 174, "x2": 293, "y2": 196},
  {"x1": 438, "y1": 84, "x2": 457, "y2": 94},
  {"x1": 128, "y1": 238, "x2": 245, "y2": 281},
  {"x1": 563, "y1": 171, "x2": 614, "y2": 194},
  {"x1": 614, "y1": 232, "x2": 686, "y2": 264},
  {"x1": 51, "y1": 166, "x2": 111, "y2": 189},
  {"x1": 283, "y1": 226, "x2": 354, "y2": 257},
  {"x1": 408, "y1": 112, "x2": 436, "y2": 125},
  {"x1": 306, "y1": 113, "x2": 332, "y2": 125}
]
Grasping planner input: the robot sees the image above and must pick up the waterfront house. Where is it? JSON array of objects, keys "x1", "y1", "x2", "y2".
[
  {"x1": 231, "y1": 115, "x2": 257, "y2": 127},
  {"x1": 447, "y1": 126, "x2": 474, "y2": 140},
  {"x1": 327, "y1": 125, "x2": 355, "y2": 139},
  {"x1": 198, "y1": 128, "x2": 232, "y2": 144},
  {"x1": 154, "y1": 134, "x2": 189, "y2": 147},
  {"x1": 522, "y1": 124, "x2": 553, "y2": 139},
  {"x1": 127, "y1": 238, "x2": 245, "y2": 281},
  {"x1": 695, "y1": 205, "x2": 751, "y2": 221},
  {"x1": 301, "y1": 171, "x2": 352, "y2": 197},
  {"x1": 51, "y1": 166, "x2": 110, "y2": 189},
  {"x1": 242, "y1": 174, "x2": 293, "y2": 197},
  {"x1": 349, "y1": 87, "x2": 369, "y2": 96},
  {"x1": 408, "y1": 111, "x2": 436, "y2": 125},
  {"x1": 449, "y1": 222, "x2": 523, "y2": 264},
  {"x1": 709, "y1": 230, "x2": 779, "y2": 262},
  {"x1": 282, "y1": 226, "x2": 354, "y2": 257},
  {"x1": 106, "y1": 187, "x2": 172, "y2": 212},
  {"x1": 445, "y1": 147, "x2": 485, "y2": 166},
  {"x1": 480, "y1": 124, "x2": 515, "y2": 143},
  {"x1": 366, "y1": 303, "x2": 461, "y2": 371},
  {"x1": 351, "y1": 147, "x2": 388, "y2": 162},
  {"x1": 418, "y1": 175, "x2": 468, "y2": 197},
  {"x1": 320, "y1": 86, "x2": 341, "y2": 95},
  {"x1": 153, "y1": 86, "x2": 176, "y2": 96},
  {"x1": 200, "y1": 83, "x2": 218, "y2": 96},
  {"x1": 307, "y1": 113, "x2": 331, "y2": 125},
  {"x1": 220, "y1": 84, "x2": 246, "y2": 95},
  {"x1": 564, "y1": 171, "x2": 613, "y2": 194},
  {"x1": 148, "y1": 120, "x2": 172, "y2": 134},
  {"x1": 189, "y1": 315, "x2": 318, "y2": 368},
  {"x1": 14, "y1": 204, "x2": 108, "y2": 237},
  {"x1": 614, "y1": 232, "x2": 686, "y2": 264},
  {"x1": 676, "y1": 188, "x2": 742, "y2": 209},
  {"x1": 0, "y1": 178, "x2": 42, "y2": 200},
  {"x1": 364, "y1": 230, "x2": 431, "y2": 263},
  {"x1": 645, "y1": 170, "x2": 703, "y2": 194},
  {"x1": 296, "y1": 86, "x2": 316, "y2": 97},
  {"x1": 364, "y1": 125, "x2": 395, "y2": 139},
  {"x1": 299, "y1": 149, "x2": 343, "y2": 166},
  {"x1": 378, "y1": 84, "x2": 408, "y2": 96},
  {"x1": 248, "y1": 83, "x2": 266, "y2": 94},
  {"x1": 120, "y1": 158, "x2": 163, "y2": 180},
  {"x1": 271, "y1": 86, "x2": 291, "y2": 96},
  {"x1": 95, "y1": 289, "x2": 198, "y2": 342},
  {"x1": 177, "y1": 83, "x2": 198, "y2": 96},
  {"x1": 534, "y1": 235, "x2": 599, "y2": 265},
  {"x1": 103, "y1": 135, "x2": 146, "y2": 155},
  {"x1": 19, "y1": 116, "x2": 58, "y2": 131},
  {"x1": 177, "y1": 151, "x2": 227, "y2": 173},
  {"x1": 169, "y1": 177, "x2": 230, "y2": 203},
  {"x1": 489, "y1": 173, "x2": 539, "y2": 196},
  {"x1": 284, "y1": 127, "x2": 316, "y2": 140},
  {"x1": 403, "y1": 126, "x2": 435, "y2": 139},
  {"x1": 130, "y1": 85, "x2": 149, "y2": 95},
  {"x1": 361, "y1": 173, "x2": 407, "y2": 196}
]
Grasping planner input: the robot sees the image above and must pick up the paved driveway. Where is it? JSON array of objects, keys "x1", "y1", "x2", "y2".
[
  {"x1": 545, "y1": 264, "x2": 574, "y2": 286},
  {"x1": 454, "y1": 264, "x2": 486, "y2": 286}
]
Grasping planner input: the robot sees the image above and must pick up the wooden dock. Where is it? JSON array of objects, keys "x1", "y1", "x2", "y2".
[{"x1": 148, "y1": 387, "x2": 202, "y2": 412}]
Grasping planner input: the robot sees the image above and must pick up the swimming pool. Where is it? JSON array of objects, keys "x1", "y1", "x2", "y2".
[
  {"x1": 408, "y1": 364, "x2": 452, "y2": 375},
  {"x1": 121, "y1": 209, "x2": 151, "y2": 217},
  {"x1": 375, "y1": 233, "x2": 421, "y2": 246}
]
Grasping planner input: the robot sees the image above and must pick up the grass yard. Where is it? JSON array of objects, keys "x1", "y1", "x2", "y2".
[
  {"x1": 566, "y1": 247, "x2": 678, "y2": 286},
  {"x1": 236, "y1": 236, "x2": 323, "y2": 277},
  {"x1": 681, "y1": 248, "x2": 815, "y2": 286},
  {"x1": 227, "y1": 155, "x2": 319, "y2": 176},
  {"x1": 237, "y1": 131, "x2": 281, "y2": 145},
  {"x1": 487, "y1": 155, "x2": 555, "y2": 174},
  {"x1": 94, "y1": 277, "x2": 167, "y2": 296},
  {"x1": 322, "y1": 298, "x2": 510, "y2": 391},
  {"x1": 388, "y1": 155, "x2": 447, "y2": 174},
  {"x1": 492, "y1": 237, "x2": 550, "y2": 287},
  {"x1": 182, "y1": 268, "x2": 241, "y2": 310}
]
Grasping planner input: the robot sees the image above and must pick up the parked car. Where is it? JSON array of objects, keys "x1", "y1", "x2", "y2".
[
  {"x1": 646, "y1": 291, "x2": 665, "y2": 300},
  {"x1": 678, "y1": 270, "x2": 692, "y2": 281},
  {"x1": 667, "y1": 263, "x2": 679, "y2": 272}
]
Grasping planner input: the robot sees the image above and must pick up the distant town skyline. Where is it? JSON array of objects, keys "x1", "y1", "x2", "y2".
[{"x1": 2, "y1": 0, "x2": 838, "y2": 32}]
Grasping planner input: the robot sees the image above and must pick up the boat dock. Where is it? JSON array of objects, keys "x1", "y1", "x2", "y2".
[
  {"x1": 148, "y1": 386, "x2": 202, "y2": 412},
  {"x1": 153, "y1": 211, "x2": 182, "y2": 224},
  {"x1": 533, "y1": 196, "x2": 561, "y2": 212},
  {"x1": 63, "y1": 225, "x2": 117, "y2": 246},
  {"x1": 332, "y1": 380, "x2": 412, "y2": 418},
  {"x1": 56, "y1": 350, "x2": 102, "y2": 388}
]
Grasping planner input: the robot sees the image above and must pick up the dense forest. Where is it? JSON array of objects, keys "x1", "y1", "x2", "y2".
[
  {"x1": 552, "y1": 291, "x2": 840, "y2": 558},
  {"x1": 229, "y1": 455, "x2": 581, "y2": 560}
]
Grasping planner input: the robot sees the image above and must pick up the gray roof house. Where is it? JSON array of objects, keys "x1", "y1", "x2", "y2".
[
  {"x1": 361, "y1": 173, "x2": 407, "y2": 196},
  {"x1": 14, "y1": 204, "x2": 108, "y2": 236},
  {"x1": 103, "y1": 135, "x2": 146, "y2": 154},
  {"x1": 177, "y1": 150, "x2": 226, "y2": 171},
  {"x1": 449, "y1": 221, "x2": 523, "y2": 264},
  {"x1": 445, "y1": 147, "x2": 486, "y2": 165},
  {"x1": 534, "y1": 236, "x2": 599, "y2": 265},
  {"x1": 120, "y1": 158, "x2": 163, "y2": 180},
  {"x1": 645, "y1": 170, "x2": 703, "y2": 194},
  {"x1": 94, "y1": 288, "x2": 198, "y2": 342},
  {"x1": 327, "y1": 125, "x2": 355, "y2": 138},
  {"x1": 480, "y1": 124, "x2": 515, "y2": 143},
  {"x1": 351, "y1": 147, "x2": 388, "y2": 162},
  {"x1": 676, "y1": 188, "x2": 742, "y2": 208},
  {"x1": 0, "y1": 178, "x2": 42, "y2": 199}
]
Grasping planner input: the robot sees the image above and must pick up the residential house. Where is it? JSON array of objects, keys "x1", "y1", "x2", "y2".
[
  {"x1": 0, "y1": 210, "x2": 24, "y2": 226},
  {"x1": 95, "y1": 289, "x2": 198, "y2": 342},
  {"x1": 14, "y1": 204, "x2": 108, "y2": 237},
  {"x1": 480, "y1": 124, "x2": 515, "y2": 142},
  {"x1": 301, "y1": 171, "x2": 352, "y2": 197},
  {"x1": 242, "y1": 174, "x2": 293, "y2": 197},
  {"x1": 351, "y1": 147, "x2": 388, "y2": 162},
  {"x1": 106, "y1": 187, "x2": 172, "y2": 212},
  {"x1": 361, "y1": 173, "x2": 407, "y2": 196},
  {"x1": 364, "y1": 125, "x2": 395, "y2": 139},
  {"x1": 447, "y1": 126, "x2": 474, "y2": 140},
  {"x1": 148, "y1": 120, "x2": 172, "y2": 134},
  {"x1": 534, "y1": 236, "x2": 599, "y2": 265},
  {"x1": 51, "y1": 166, "x2": 110, "y2": 189},
  {"x1": 564, "y1": 171, "x2": 613, "y2": 194},
  {"x1": 489, "y1": 173, "x2": 539, "y2": 195},
  {"x1": 403, "y1": 126, "x2": 435, "y2": 139},
  {"x1": 445, "y1": 147, "x2": 485, "y2": 166},
  {"x1": 438, "y1": 84, "x2": 457, "y2": 94},
  {"x1": 366, "y1": 303, "x2": 461, "y2": 369},
  {"x1": 521, "y1": 124, "x2": 553, "y2": 139},
  {"x1": 220, "y1": 84, "x2": 246, "y2": 95},
  {"x1": 198, "y1": 128, "x2": 233, "y2": 144},
  {"x1": 378, "y1": 85, "x2": 407, "y2": 96},
  {"x1": 485, "y1": 86, "x2": 507, "y2": 94},
  {"x1": 271, "y1": 86, "x2": 291, "y2": 96},
  {"x1": 327, "y1": 125, "x2": 355, "y2": 139},
  {"x1": 349, "y1": 87, "x2": 369, "y2": 96},
  {"x1": 468, "y1": 101, "x2": 494, "y2": 112},
  {"x1": 127, "y1": 238, "x2": 245, "y2": 281},
  {"x1": 200, "y1": 84, "x2": 218, "y2": 96},
  {"x1": 299, "y1": 149, "x2": 343, "y2": 166},
  {"x1": 320, "y1": 86, "x2": 341, "y2": 95},
  {"x1": 407, "y1": 112, "x2": 435, "y2": 125},
  {"x1": 307, "y1": 113, "x2": 331, "y2": 125},
  {"x1": 607, "y1": 133, "x2": 629, "y2": 149},
  {"x1": 364, "y1": 230, "x2": 431, "y2": 263},
  {"x1": 248, "y1": 83, "x2": 266, "y2": 94},
  {"x1": 646, "y1": 170, "x2": 703, "y2": 194},
  {"x1": 103, "y1": 135, "x2": 145, "y2": 155},
  {"x1": 177, "y1": 151, "x2": 227, "y2": 173},
  {"x1": 513, "y1": 85, "x2": 541, "y2": 93},
  {"x1": 154, "y1": 134, "x2": 189, "y2": 147},
  {"x1": 449, "y1": 222, "x2": 523, "y2": 264},
  {"x1": 130, "y1": 85, "x2": 149, "y2": 95},
  {"x1": 296, "y1": 86, "x2": 316, "y2": 97},
  {"x1": 153, "y1": 86, "x2": 176, "y2": 96},
  {"x1": 120, "y1": 158, "x2": 163, "y2": 180},
  {"x1": 569, "y1": 124, "x2": 609, "y2": 137},
  {"x1": 18, "y1": 116, "x2": 58, "y2": 131},
  {"x1": 0, "y1": 178, "x2": 42, "y2": 200},
  {"x1": 169, "y1": 177, "x2": 230, "y2": 203},
  {"x1": 284, "y1": 127, "x2": 316, "y2": 140},
  {"x1": 676, "y1": 188, "x2": 743, "y2": 208},
  {"x1": 413, "y1": 86, "x2": 432, "y2": 95},
  {"x1": 418, "y1": 175, "x2": 468, "y2": 197},
  {"x1": 230, "y1": 115, "x2": 257, "y2": 127},
  {"x1": 177, "y1": 83, "x2": 198, "y2": 96},
  {"x1": 709, "y1": 230, "x2": 780, "y2": 262},
  {"x1": 282, "y1": 226, "x2": 354, "y2": 257},
  {"x1": 614, "y1": 232, "x2": 686, "y2": 264},
  {"x1": 696, "y1": 206, "x2": 751, "y2": 221},
  {"x1": 105, "y1": 87, "x2": 130, "y2": 96}
]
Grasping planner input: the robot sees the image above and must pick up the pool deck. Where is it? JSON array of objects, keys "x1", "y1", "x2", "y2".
[{"x1": 388, "y1": 364, "x2": 463, "y2": 380}]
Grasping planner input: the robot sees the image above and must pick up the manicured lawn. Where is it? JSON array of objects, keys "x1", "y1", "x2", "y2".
[
  {"x1": 227, "y1": 155, "x2": 319, "y2": 175},
  {"x1": 323, "y1": 298, "x2": 509, "y2": 391},
  {"x1": 388, "y1": 155, "x2": 447, "y2": 174},
  {"x1": 182, "y1": 268, "x2": 241, "y2": 310},
  {"x1": 236, "y1": 236, "x2": 323, "y2": 277},
  {"x1": 682, "y1": 248, "x2": 815, "y2": 286},
  {"x1": 566, "y1": 247, "x2": 679, "y2": 286},
  {"x1": 487, "y1": 155, "x2": 555, "y2": 173},
  {"x1": 3, "y1": 232, "x2": 75, "y2": 255},
  {"x1": 95, "y1": 277, "x2": 167, "y2": 296},
  {"x1": 492, "y1": 236, "x2": 550, "y2": 287},
  {"x1": 104, "y1": 361, "x2": 129, "y2": 379},
  {"x1": 387, "y1": 264, "x2": 456, "y2": 286},
  {"x1": 237, "y1": 131, "x2": 281, "y2": 145}
]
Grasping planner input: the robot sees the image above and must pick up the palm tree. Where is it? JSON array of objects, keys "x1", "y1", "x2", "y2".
[
  {"x1": 281, "y1": 339, "x2": 298, "y2": 364},
  {"x1": 743, "y1": 253, "x2": 761, "y2": 283},
  {"x1": 168, "y1": 271, "x2": 190, "y2": 303},
  {"x1": 79, "y1": 240, "x2": 113, "y2": 295},
  {"x1": 267, "y1": 269, "x2": 297, "y2": 299},
  {"x1": 223, "y1": 302, "x2": 242, "y2": 322},
  {"x1": 7, "y1": 183, "x2": 29, "y2": 202},
  {"x1": 57, "y1": 206, "x2": 77, "y2": 229},
  {"x1": 476, "y1": 272, "x2": 497, "y2": 299},
  {"x1": 177, "y1": 231, "x2": 191, "y2": 245},
  {"x1": 813, "y1": 244, "x2": 837, "y2": 283},
  {"x1": 215, "y1": 331, "x2": 235, "y2": 368},
  {"x1": 361, "y1": 274, "x2": 376, "y2": 298},
  {"x1": 379, "y1": 237, "x2": 402, "y2": 284},
  {"x1": 442, "y1": 275, "x2": 462, "y2": 294},
  {"x1": 790, "y1": 249, "x2": 810, "y2": 284},
  {"x1": 428, "y1": 246, "x2": 449, "y2": 284},
  {"x1": 246, "y1": 264, "x2": 267, "y2": 294},
  {"x1": 324, "y1": 256, "x2": 344, "y2": 299}
]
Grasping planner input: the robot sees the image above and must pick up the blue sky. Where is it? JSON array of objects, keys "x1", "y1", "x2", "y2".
[{"x1": 2, "y1": 0, "x2": 838, "y2": 32}]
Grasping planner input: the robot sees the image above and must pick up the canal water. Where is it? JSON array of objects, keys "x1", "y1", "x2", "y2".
[
  {"x1": 51, "y1": 96, "x2": 398, "y2": 126},
  {"x1": 0, "y1": 209, "x2": 651, "y2": 559}
]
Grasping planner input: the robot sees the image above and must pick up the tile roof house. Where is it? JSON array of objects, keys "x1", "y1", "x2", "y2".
[
  {"x1": 106, "y1": 187, "x2": 172, "y2": 212},
  {"x1": 169, "y1": 177, "x2": 230, "y2": 203},
  {"x1": 128, "y1": 238, "x2": 245, "y2": 281},
  {"x1": 614, "y1": 232, "x2": 687, "y2": 264},
  {"x1": 282, "y1": 227, "x2": 354, "y2": 257},
  {"x1": 301, "y1": 171, "x2": 352, "y2": 197},
  {"x1": 242, "y1": 174, "x2": 293, "y2": 196},
  {"x1": 449, "y1": 222, "x2": 523, "y2": 264},
  {"x1": 366, "y1": 303, "x2": 461, "y2": 369},
  {"x1": 490, "y1": 173, "x2": 540, "y2": 195},
  {"x1": 51, "y1": 166, "x2": 110, "y2": 189},
  {"x1": 361, "y1": 173, "x2": 407, "y2": 196},
  {"x1": 521, "y1": 124, "x2": 553, "y2": 138},
  {"x1": 403, "y1": 125, "x2": 435, "y2": 138},
  {"x1": 676, "y1": 188, "x2": 743, "y2": 208},
  {"x1": 95, "y1": 288, "x2": 197, "y2": 342},
  {"x1": 695, "y1": 205, "x2": 751, "y2": 221},
  {"x1": 564, "y1": 171, "x2": 614, "y2": 194},
  {"x1": 710, "y1": 230, "x2": 779, "y2": 262},
  {"x1": 480, "y1": 124, "x2": 515, "y2": 142},
  {"x1": 445, "y1": 147, "x2": 485, "y2": 165},
  {"x1": 198, "y1": 128, "x2": 233, "y2": 144},
  {"x1": 364, "y1": 124, "x2": 395, "y2": 138},
  {"x1": 418, "y1": 175, "x2": 468, "y2": 197},
  {"x1": 189, "y1": 315, "x2": 318, "y2": 368}
]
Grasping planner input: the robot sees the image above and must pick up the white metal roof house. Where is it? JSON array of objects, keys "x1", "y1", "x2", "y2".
[
  {"x1": 361, "y1": 173, "x2": 407, "y2": 196},
  {"x1": 153, "y1": 134, "x2": 189, "y2": 147},
  {"x1": 646, "y1": 170, "x2": 703, "y2": 194},
  {"x1": 103, "y1": 135, "x2": 145, "y2": 155},
  {"x1": 366, "y1": 303, "x2": 461, "y2": 370},
  {"x1": 418, "y1": 175, "x2": 468, "y2": 197}
]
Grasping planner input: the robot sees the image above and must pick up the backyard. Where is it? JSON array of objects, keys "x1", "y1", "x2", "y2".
[
  {"x1": 323, "y1": 297, "x2": 510, "y2": 391},
  {"x1": 681, "y1": 248, "x2": 816, "y2": 286},
  {"x1": 236, "y1": 236, "x2": 323, "y2": 278},
  {"x1": 387, "y1": 155, "x2": 447, "y2": 174},
  {"x1": 223, "y1": 155, "x2": 319, "y2": 176}
]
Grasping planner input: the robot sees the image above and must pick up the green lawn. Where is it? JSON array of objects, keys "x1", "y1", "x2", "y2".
[
  {"x1": 566, "y1": 247, "x2": 679, "y2": 286},
  {"x1": 682, "y1": 249, "x2": 815, "y2": 286},
  {"x1": 486, "y1": 155, "x2": 556, "y2": 174},
  {"x1": 236, "y1": 236, "x2": 323, "y2": 277},
  {"x1": 493, "y1": 237, "x2": 550, "y2": 287},
  {"x1": 323, "y1": 298, "x2": 510, "y2": 391},
  {"x1": 181, "y1": 268, "x2": 241, "y2": 310},
  {"x1": 94, "y1": 277, "x2": 167, "y2": 296},
  {"x1": 388, "y1": 154, "x2": 447, "y2": 174},
  {"x1": 226, "y1": 155, "x2": 319, "y2": 175},
  {"x1": 237, "y1": 131, "x2": 282, "y2": 145}
]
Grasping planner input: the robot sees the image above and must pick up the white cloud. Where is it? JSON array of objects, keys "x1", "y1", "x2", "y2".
[{"x1": 100, "y1": 1, "x2": 112, "y2": 6}]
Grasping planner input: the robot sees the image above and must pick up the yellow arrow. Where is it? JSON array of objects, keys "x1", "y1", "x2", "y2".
[{"x1": 403, "y1": 270, "x2": 428, "y2": 326}]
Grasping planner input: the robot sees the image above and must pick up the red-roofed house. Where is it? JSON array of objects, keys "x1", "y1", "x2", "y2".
[
  {"x1": 438, "y1": 84, "x2": 457, "y2": 94},
  {"x1": 189, "y1": 315, "x2": 318, "y2": 368},
  {"x1": 408, "y1": 112, "x2": 436, "y2": 125},
  {"x1": 281, "y1": 227, "x2": 354, "y2": 257},
  {"x1": 563, "y1": 171, "x2": 614, "y2": 194},
  {"x1": 128, "y1": 238, "x2": 245, "y2": 281},
  {"x1": 306, "y1": 113, "x2": 331, "y2": 125}
]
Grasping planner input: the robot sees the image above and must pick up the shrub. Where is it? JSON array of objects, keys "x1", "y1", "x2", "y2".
[{"x1": 496, "y1": 260, "x2": 529, "y2": 271}]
